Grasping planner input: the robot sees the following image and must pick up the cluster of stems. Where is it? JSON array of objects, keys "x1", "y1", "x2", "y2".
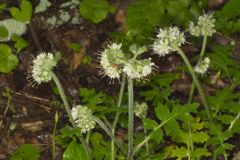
[{"x1": 50, "y1": 30, "x2": 213, "y2": 160}]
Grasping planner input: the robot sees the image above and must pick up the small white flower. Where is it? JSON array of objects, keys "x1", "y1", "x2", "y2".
[
  {"x1": 71, "y1": 105, "x2": 95, "y2": 133},
  {"x1": 153, "y1": 27, "x2": 185, "y2": 56},
  {"x1": 31, "y1": 52, "x2": 57, "y2": 84},
  {"x1": 194, "y1": 57, "x2": 210, "y2": 75},
  {"x1": 189, "y1": 22, "x2": 201, "y2": 37},
  {"x1": 100, "y1": 43, "x2": 125, "y2": 79},
  {"x1": 123, "y1": 58, "x2": 154, "y2": 79},
  {"x1": 189, "y1": 14, "x2": 216, "y2": 37},
  {"x1": 135, "y1": 102, "x2": 148, "y2": 118}
]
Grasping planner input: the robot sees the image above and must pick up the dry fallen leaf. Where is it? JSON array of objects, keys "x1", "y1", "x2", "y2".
[{"x1": 21, "y1": 121, "x2": 43, "y2": 133}]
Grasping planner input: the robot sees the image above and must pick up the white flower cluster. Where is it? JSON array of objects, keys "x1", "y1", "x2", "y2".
[
  {"x1": 31, "y1": 52, "x2": 57, "y2": 84},
  {"x1": 100, "y1": 43, "x2": 125, "y2": 79},
  {"x1": 194, "y1": 57, "x2": 210, "y2": 75},
  {"x1": 123, "y1": 59, "x2": 154, "y2": 79},
  {"x1": 100, "y1": 43, "x2": 154, "y2": 80},
  {"x1": 71, "y1": 105, "x2": 96, "y2": 133},
  {"x1": 189, "y1": 14, "x2": 216, "y2": 37},
  {"x1": 153, "y1": 27, "x2": 185, "y2": 56},
  {"x1": 134, "y1": 102, "x2": 148, "y2": 118}
]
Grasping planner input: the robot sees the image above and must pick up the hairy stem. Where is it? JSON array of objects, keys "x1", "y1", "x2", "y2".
[
  {"x1": 174, "y1": 46, "x2": 212, "y2": 120},
  {"x1": 127, "y1": 78, "x2": 134, "y2": 160},
  {"x1": 52, "y1": 112, "x2": 58, "y2": 160},
  {"x1": 51, "y1": 72, "x2": 91, "y2": 160},
  {"x1": 93, "y1": 117, "x2": 127, "y2": 155},
  {"x1": 188, "y1": 35, "x2": 207, "y2": 103},
  {"x1": 111, "y1": 74, "x2": 126, "y2": 160}
]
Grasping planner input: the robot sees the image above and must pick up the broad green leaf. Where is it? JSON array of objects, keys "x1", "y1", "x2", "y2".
[
  {"x1": 10, "y1": 0, "x2": 32, "y2": 23},
  {"x1": 0, "y1": 3, "x2": 6, "y2": 12},
  {"x1": 11, "y1": 35, "x2": 29, "y2": 53},
  {"x1": 59, "y1": 126, "x2": 81, "y2": 138},
  {"x1": 126, "y1": 0, "x2": 166, "y2": 37},
  {"x1": 216, "y1": 0, "x2": 240, "y2": 19},
  {"x1": 63, "y1": 140, "x2": 87, "y2": 160},
  {"x1": 80, "y1": 0, "x2": 116, "y2": 23},
  {"x1": 151, "y1": 128, "x2": 163, "y2": 143},
  {"x1": 90, "y1": 133, "x2": 111, "y2": 160},
  {"x1": 192, "y1": 131, "x2": 209, "y2": 143},
  {"x1": 0, "y1": 44, "x2": 18, "y2": 73},
  {"x1": 11, "y1": 144, "x2": 39, "y2": 160},
  {"x1": 191, "y1": 148, "x2": 211, "y2": 159},
  {"x1": 171, "y1": 146, "x2": 188, "y2": 160},
  {"x1": 0, "y1": 26, "x2": 8, "y2": 39},
  {"x1": 142, "y1": 118, "x2": 158, "y2": 129}
]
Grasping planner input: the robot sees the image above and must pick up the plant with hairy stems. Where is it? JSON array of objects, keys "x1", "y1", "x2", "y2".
[
  {"x1": 188, "y1": 14, "x2": 216, "y2": 104},
  {"x1": 99, "y1": 43, "x2": 155, "y2": 160},
  {"x1": 152, "y1": 25, "x2": 212, "y2": 120},
  {"x1": 29, "y1": 52, "x2": 126, "y2": 159}
]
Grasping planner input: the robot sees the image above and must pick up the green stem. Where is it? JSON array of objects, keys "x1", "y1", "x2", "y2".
[
  {"x1": 188, "y1": 35, "x2": 207, "y2": 104},
  {"x1": 188, "y1": 81, "x2": 195, "y2": 104},
  {"x1": 199, "y1": 35, "x2": 208, "y2": 62},
  {"x1": 133, "y1": 108, "x2": 186, "y2": 156},
  {"x1": 144, "y1": 128, "x2": 150, "y2": 159},
  {"x1": 127, "y1": 78, "x2": 134, "y2": 160},
  {"x1": 174, "y1": 46, "x2": 212, "y2": 120},
  {"x1": 51, "y1": 72, "x2": 91, "y2": 160},
  {"x1": 93, "y1": 117, "x2": 127, "y2": 155},
  {"x1": 111, "y1": 74, "x2": 126, "y2": 160},
  {"x1": 52, "y1": 112, "x2": 58, "y2": 160}
]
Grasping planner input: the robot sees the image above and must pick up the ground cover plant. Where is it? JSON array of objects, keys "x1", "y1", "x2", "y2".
[{"x1": 0, "y1": 0, "x2": 240, "y2": 160}]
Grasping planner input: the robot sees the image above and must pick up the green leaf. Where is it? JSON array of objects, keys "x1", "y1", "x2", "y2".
[
  {"x1": 0, "y1": 43, "x2": 18, "y2": 73},
  {"x1": 192, "y1": 131, "x2": 209, "y2": 143},
  {"x1": 0, "y1": 3, "x2": 6, "y2": 12},
  {"x1": 10, "y1": 0, "x2": 32, "y2": 23},
  {"x1": 63, "y1": 140, "x2": 87, "y2": 160},
  {"x1": 126, "y1": 0, "x2": 166, "y2": 37},
  {"x1": 80, "y1": 0, "x2": 116, "y2": 23},
  {"x1": 11, "y1": 35, "x2": 29, "y2": 53},
  {"x1": 11, "y1": 144, "x2": 40, "y2": 160},
  {"x1": 90, "y1": 132, "x2": 111, "y2": 160},
  {"x1": 0, "y1": 26, "x2": 8, "y2": 39},
  {"x1": 68, "y1": 42, "x2": 81, "y2": 52},
  {"x1": 216, "y1": 0, "x2": 240, "y2": 19},
  {"x1": 191, "y1": 148, "x2": 211, "y2": 159},
  {"x1": 142, "y1": 118, "x2": 158, "y2": 129},
  {"x1": 171, "y1": 146, "x2": 188, "y2": 160},
  {"x1": 79, "y1": 87, "x2": 105, "y2": 106}
]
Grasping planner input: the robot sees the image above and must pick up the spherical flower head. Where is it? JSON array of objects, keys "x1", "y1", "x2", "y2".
[
  {"x1": 71, "y1": 105, "x2": 96, "y2": 133},
  {"x1": 194, "y1": 57, "x2": 210, "y2": 75},
  {"x1": 31, "y1": 52, "x2": 57, "y2": 84},
  {"x1": 189, "y1": 14, "x2": 216, "y2": 37},
  {"x1": 100, "y1": 43, "x2": 125, "y2": 79},
  {"x1": 153, "y1": 27, "x2": 185, "y2": 56},
  {"x1": 134, "y1": 102, "x2": 148, "y2": 118},
  {"x1": 123, "y1": 58, "x2": 154, "y2": 79}
]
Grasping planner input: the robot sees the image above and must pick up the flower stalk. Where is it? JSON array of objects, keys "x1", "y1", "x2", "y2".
[
  {"x1": 51, "y1": 72, "x2": 91, "y2": 159},
  {"x1": 173, "y1": 46, "x2": 212, "y2": 120},
  {"x1": 111, "y1": 73, "x2": 126, "y2": 160},
  {"x1": 127, "y1": 77, "x2": 134, "y2": 160}
]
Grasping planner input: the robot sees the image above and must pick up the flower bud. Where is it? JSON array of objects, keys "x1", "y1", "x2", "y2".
[
  {"x1": 135, "y1": 102, "x2": 148, "y2": 118},
  {"x1": 194, "y1": 57, "x2": 210, "y2": 75}
]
